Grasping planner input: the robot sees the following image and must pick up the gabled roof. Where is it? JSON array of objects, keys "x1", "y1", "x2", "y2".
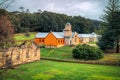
[
  {"x1": 35, "y1": 32, "x2": 64, "y2": 38},
  {"x1": 35, "y1": 32, "x2": 49, "y2": 38},
  {"x1": 52, "y1": 32, "x2": 64, "y2": 38}
]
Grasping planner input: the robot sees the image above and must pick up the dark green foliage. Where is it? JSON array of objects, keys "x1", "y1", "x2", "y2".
[
  {"x1": 72, "y1": 44, "x2": 103, "y2": 60},
  {"x1": 0, "y1": 9, "x2": 8, "y2": 16},
  {"x1": 8, "y1": 10, "x2": 102, "y2": 34},
  {"x1": 24, "y1": 30, "x2": 30, "y2": 37},
  {"x1": 97, "y1": 31, "x2": 115, "y2": 50},
  {"x1": 97, "y1": 0, "x2": 120, "y2": 53}
]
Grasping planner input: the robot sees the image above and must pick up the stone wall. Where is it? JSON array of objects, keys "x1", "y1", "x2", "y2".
[{"x1": 0, "y1": 42, "x2": 40, "y2": 68}]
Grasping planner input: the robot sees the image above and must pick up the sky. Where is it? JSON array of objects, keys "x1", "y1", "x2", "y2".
[{"x1": 10, "y1": 0, "x2": 109, "y2": 20}]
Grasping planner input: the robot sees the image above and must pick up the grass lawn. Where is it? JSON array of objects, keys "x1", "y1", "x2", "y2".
[
  {"x1": 1, "y1": 60, "x2": 120, "y2": 80},
  {"x1": 41, "y1": 46, "x2": 120, "y2": 65},
  {"x1": 14, "y1": 32, "x2": 36, "y2": 45},
  {"x1": 14, "y1": 32, "x2": 36, "y2": 41},
  {"x1": 41, "y1": 46, "x2": 73, "y2": 60}
]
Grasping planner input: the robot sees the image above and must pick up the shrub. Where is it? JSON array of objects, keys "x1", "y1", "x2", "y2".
[
  {"x1": 24, "y1": 32, "x2": 30, "y2": 37},
  {"x1": 72, "y1": 44, "x2": 103, "y2": 60},
  {"x1": 24, "y1": 30, "x2": 30, "y2": 37}
]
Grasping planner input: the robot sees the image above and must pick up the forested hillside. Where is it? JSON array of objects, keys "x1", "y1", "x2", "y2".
[{"x1": 8, "y1": 10, "x2": 103, "y2": 34}]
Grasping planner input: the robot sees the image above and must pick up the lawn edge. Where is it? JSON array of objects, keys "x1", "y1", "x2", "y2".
[{"x1": 41, "y1": 57, "x2": 120, "y2": 66}]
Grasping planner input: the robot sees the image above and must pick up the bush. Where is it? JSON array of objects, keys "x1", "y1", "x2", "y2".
[
  {"x1": 24, "y1": 32, "x2": 30, "y2": 37},
  {"x1": 24, "y1": 30, "x2": 30, "y2": 37},
  {"x1": 72, "y1": 44, "x2": 103, "y2": 60}
]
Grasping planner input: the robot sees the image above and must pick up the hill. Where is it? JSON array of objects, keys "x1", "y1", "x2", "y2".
[{"x1": 9, "y1": 10, "x2": 103, "y2": 34}]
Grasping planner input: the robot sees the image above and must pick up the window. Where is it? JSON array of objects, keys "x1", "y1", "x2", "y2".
[
  {"x1": 75, "y1": 38, "x2": 77, "y2": 42},
  {"x1": 89, "y1": 38, "x2": 94, "y2": 42},
  {"x1": 58, "y1": 40, "x2": 60, "y2": 43},
  {"x1": 26, "y1": 53, "x2": 29, "y2": 58},
  {"x1": 34, "y1": 51, "x2": 37, "y2": 56},
  {"x1": 61, "y1": 40, "x2": 62, "y2": 43},
  {"x1": 26, "y1": 50, "x2": 29, "y2": 58},
  {"x1": 16, "y1": 54, "x2": 20, "y2": 60},
  {"x1": 42, "y1": 39, "x2": 44, "y2": 42},
  {"x1": 80, "y1": 38, "x2": 83, "y2": 43},
  {"x1": 39, "y1": 39, "x2": 41, "y2": 42}
]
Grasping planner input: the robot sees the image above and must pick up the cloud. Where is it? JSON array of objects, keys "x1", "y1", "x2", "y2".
[{"x1": 9, "y1": 0, "x2": 108, "y2": 20}]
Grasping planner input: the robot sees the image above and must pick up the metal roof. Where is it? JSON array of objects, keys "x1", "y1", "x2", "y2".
[
  {"x1": 35, "y1": 32, "x2": 98, "y2": 38},
  {"x1": 35, "y1": 32, "x2": 64, "y2": 38},
  {"x1": 35, "y1": 32, "x2": 49, "y2": 38},
  {"x1": 52, "y1": 32, "x2": 64, "y2": 38},
  {"x1": 78, "y1": 33, "x2": 97, "y2": 38},
  {"x1": 65, "y1": 22, "x2": 71, "y2": 26}
]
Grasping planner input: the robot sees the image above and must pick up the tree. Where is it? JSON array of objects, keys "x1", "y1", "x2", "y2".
[
  {"x1": 37, "y1": 9, "x2": 42, "y2": 13},
  {"x1": 98, "y1": 0, "x2": 120, "y2": 53},
  {"x1": 10, "y1": 10, "x2": 102, "y2": 33},
  {"x1": 0, "y1": 0, "x2": 15, "y2": 9},
  {"x1": 112, "y1": 12, "x2": 120, "y2": 53},
  {"x1": 0, "y1": 9, "x2": 14, "y2": 49},
  {"x1": 19, "y1": 6, "x2": 25, "y2": 12},
  {"x1": 26, "y1": 9, "x2": 30, "y2": 13}
]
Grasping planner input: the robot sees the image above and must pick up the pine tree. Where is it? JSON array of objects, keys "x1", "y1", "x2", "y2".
[{"x1": 98, "y1": 0, "x2": 120, "y2": 53}]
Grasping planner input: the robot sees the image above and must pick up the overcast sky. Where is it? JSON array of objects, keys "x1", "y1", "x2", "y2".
[{"x1": 10, "y1": 0, "x2": 109, "y2": 20}]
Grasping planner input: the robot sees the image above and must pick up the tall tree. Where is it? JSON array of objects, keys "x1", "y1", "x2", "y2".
[
  {"x1": 19, "y1": 6, "x2": 25, "y2": 12},
  {"x1": 0, "y1": 9, "x2": 14, "y2": 49},
  {"x1": 98, "y1": 0, "x2": 120, "y2": 53}
]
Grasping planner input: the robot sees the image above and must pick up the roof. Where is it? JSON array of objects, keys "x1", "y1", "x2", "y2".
[
  {"x1": 35, "y1": 32, "x2": 48, "y2": 38},
  {"x1": 65, "y1": 22, "x2": 71, "y2": 26},
  {"x1": 52, "y1": 32, "x2": 64, "y2": 38},
  {"x1": 78, "y1": 33, "x2": 97, "y2": 38},
  {"x1": 35, "y1": 32, "x2": 64, "y2": 38},
  {"x1": 35, "y1": 32, "x2": 98, "y2": 38}
]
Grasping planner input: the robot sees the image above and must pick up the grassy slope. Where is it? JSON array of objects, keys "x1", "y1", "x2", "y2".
[
  {"x1": 14, "y1": 32, "x2": 36, "y2": 41},
  {"x1": 41, "y1": 46, "x2": 120, "y2": 64},
  {"x1": 2, "y1": 60, "x2": 120, "y2": 80},
  {"x1": 14, "y1": 32, "x2": 36, "y2": 45},
  {"x1": 41, "y1": 46, "x2": 73, "y2": 60}
]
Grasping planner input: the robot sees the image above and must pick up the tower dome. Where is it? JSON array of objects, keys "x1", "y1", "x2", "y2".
[
  {"x1": 65, "y1": 22, "x2": 71, "y2": 26},
  {"x1": 64, "y1": 22, "x2": 71, "y2": 31}
]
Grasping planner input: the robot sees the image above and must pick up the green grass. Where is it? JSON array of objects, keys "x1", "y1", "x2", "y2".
[
  {"x1": 87, "y1": 42, "x2": 96, "y2": 44},
  {"x1": 1, "y1": 60, "x2": 120, "y2": 80},
  {"x1": 41, "y1": 46, "x2": 120, "y2": 65},
  {"x1": 14, "y1": 32, "x2": 36, "y2": 45},
  {"x1": 41, "y1": 46, "x2": 73, "y2": 60},
  {"x1": 14, "y1": 32, "x2": 36, "y2": 41},
  {"x1": 101, "y1": 54, "x2": 120, "y2": 62}
]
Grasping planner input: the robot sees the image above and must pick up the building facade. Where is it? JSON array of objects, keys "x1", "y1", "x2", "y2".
[{"x1": 34, "y1": 23, "x2": 99, "y2": 47}]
